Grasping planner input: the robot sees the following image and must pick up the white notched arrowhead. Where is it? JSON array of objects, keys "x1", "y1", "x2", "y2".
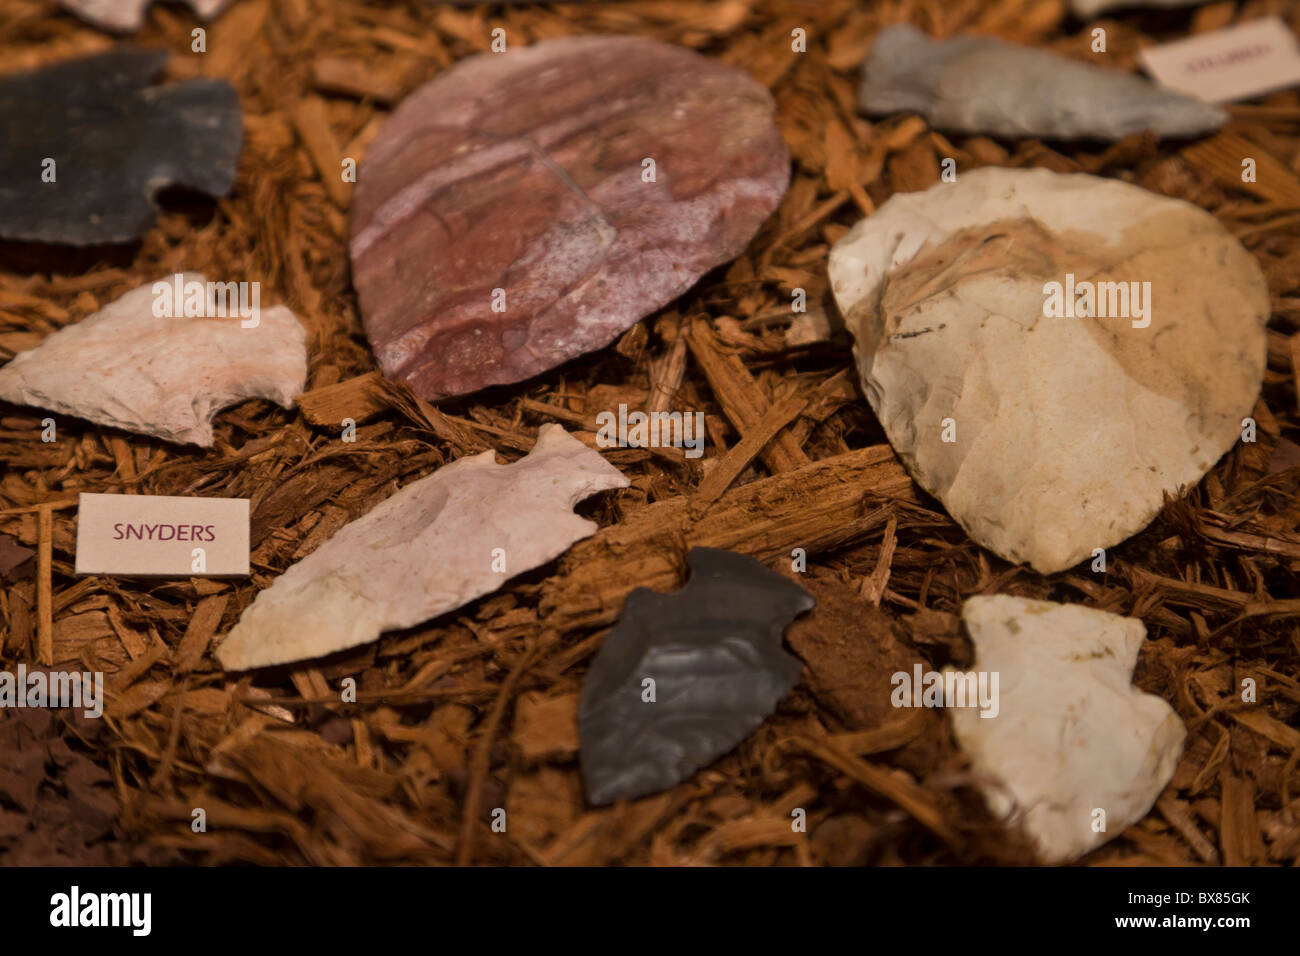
[
  {"x1": 829, "y1": 167, "x2": 1269, "y2": 573},
  {"x1": 859, "y1": 24, "x2": 1226, "y2": 140},
  {"x1": 215, "y1": 425, "x2": 630, "y2": 671},
  {"x1": 0, "y1": 274, "x2": 307, "y2": 447},
  {"x1": 949, "y1": 595, "x2": 1185, "y2": 863}
]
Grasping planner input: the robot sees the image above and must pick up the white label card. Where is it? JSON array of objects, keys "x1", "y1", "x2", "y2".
[
  {"x1": 75, "y1": 492, "x2": 249, "y2": 577},
  {"x1": 1138, "y1": 17, "x2": 1300, "y2": 104}
]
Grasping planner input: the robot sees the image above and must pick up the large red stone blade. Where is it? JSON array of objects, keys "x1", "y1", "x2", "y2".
[{"x1": 349, "y1": 35, "x2": 790, "y2": 400}]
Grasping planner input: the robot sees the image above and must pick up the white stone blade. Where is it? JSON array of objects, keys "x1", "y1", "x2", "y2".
[
  {"x1": 950, "y1": 595, "x2": 1185, "y2": 863},
  {"x1": 828, "y1": 167, "x2": 1269, "y2": 573},
  {"x1": 0, "y1": 274, "x2": 307, "y2": 447},
  {"x1": 215, "y1": 425, "x2": 629, "y2": 670}
]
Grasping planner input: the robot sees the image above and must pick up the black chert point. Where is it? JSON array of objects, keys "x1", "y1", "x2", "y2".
[
  {"x1": 0, "y1": 48, "x2": 242, "y2": 245},
  {"x1": 578, "y1": 547, "x2": 814, "y2": 805}
]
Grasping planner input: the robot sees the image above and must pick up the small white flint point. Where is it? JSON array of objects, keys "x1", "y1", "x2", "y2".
[{"x1": 949, "y1": 595, "x2": 1186, "y2": 863}]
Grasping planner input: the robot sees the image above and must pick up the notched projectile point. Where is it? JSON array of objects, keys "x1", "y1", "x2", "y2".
[
  {"x1": 0, "y1": 49, "x2": 241, "y2": 245},
  {"x1": 0, "y1": 274, "x2": 307, "y2": 447},
  {"x1": 60, "y1": 0, "x2": 234, "y2": 33},
  {"x1": 828, "y1": 167, "x2": 1269, "y2": 573},
  {"x1": 578, "y1": 548, "x2": 814, "y2": 805},
  {"x1": 950, "y1": 595, "x2": 1186, "y2": 864},
  {"x1": 215, "y1": 425, "x2": 630, "y2": 671},
  {"x1": 859, "y1": 24, "x2": 1225, "y2": 141},
  {"x1": 350, "y1": 35, "x2": 789, "y2": 400},
  {"x1": 0, "y1": 533, "x2": 36, "y2": 583}
]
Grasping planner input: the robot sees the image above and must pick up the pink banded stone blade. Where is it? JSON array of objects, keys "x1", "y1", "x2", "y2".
[{"x1": 349, "y1": 35, "x2": 790, "y2": 400}]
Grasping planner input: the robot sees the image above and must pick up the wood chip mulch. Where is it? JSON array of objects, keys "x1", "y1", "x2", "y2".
[{"x1": 0, "y1": 0, "x2": 1297, "y2": 866}]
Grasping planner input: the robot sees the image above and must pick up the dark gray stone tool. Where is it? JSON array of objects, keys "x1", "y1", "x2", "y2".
[
  {"x1": 0, "y1": 48, "x2": 242, "y2": 245},
  {"x1": 579, "y1": 547, "x2": 814, "y2": 805}
]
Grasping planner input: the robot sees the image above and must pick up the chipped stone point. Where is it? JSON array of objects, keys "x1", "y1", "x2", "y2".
[
  {"x1": 828, "y1": 167, "x2": 1269, "y2": 573},
  {"x1": 859, "y1": 24, "x2": 1226, "y2": 141},
  {"x1": 578, "y1": 548, "x2": 813, "y2": 805},
  {"x1": 949, "y1": 595, "x2": 1186, "y2": 863},
  {"x1": 350, "y1": 34, "x2": 790, "y2": 400},
  {"x1": 0, "y1": 274, "x2": 307, "y2": 447},
  {"x1": 216, "y1": 426, "x2": 630, "y2": 671},
  {"x1": 0, "y1": 49, "x2": 242, "y2": 245}
]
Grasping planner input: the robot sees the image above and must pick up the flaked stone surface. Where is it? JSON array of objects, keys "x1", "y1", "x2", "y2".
[
  {"x1": 61, "y1": 0, "x2": 233, "y2": 33},
  {"x1": 579, "y1": 548, "x2": 812, "y2": 805},
  {"x1": 0, "y1": 274, "x2": 307, "y2": 447},
  {"x1": 216, "y1": 425, "x2": 630, "y2": 671},
  {"x1": 828, "y1": 167, "x2": 1269, "y2": 573},
  {"x1": 950, "y1": 595, "x2": 1185, "y2": 863},
  {"x1": 350, "y1": 35, "x2": 789, "y2": 400},
  {"x1": 0, "y1": 49, "x2": 242, "y2": 245},
  {"x1": 859, "y1": 24, "x2": 1225, "y2": 140}
]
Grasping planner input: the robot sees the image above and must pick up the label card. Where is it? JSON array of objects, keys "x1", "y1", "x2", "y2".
[
  {"x1": 75, "y1": 493, "x2": 249, "y2": 577},
  {"x1": 1139, "y1": 17, "x2": 1300, "y2": 104}
]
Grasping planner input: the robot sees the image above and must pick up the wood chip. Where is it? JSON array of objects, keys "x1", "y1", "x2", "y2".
[
  {"x1": 36, "y1": 504, "x2": 52, "y2": 666},
  {"x1": 297, "y1": 372, "x2": 391, "y2": 426},
  {"x1": 291, "y1": 95, "x2": 350, "y2": 208},
  {"x1": 174, "y1": 594, "x2": 230, "y2": 673},
  {"x1": 691, "y1": 393, "x2": 806, "y2": 511},
  {"x1": 686, "y1": 319, "x2": 808, "y2": 473}
]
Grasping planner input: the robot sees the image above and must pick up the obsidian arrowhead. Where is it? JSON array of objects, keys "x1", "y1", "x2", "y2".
[
  {"x1": 0, "y1": 48, "x2": 242, "y2": 245},
  {"x1": 578, "y1": 547, "x2": 814, "y2": 805}
]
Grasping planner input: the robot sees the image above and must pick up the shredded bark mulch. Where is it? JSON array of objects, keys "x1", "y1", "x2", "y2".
[{"x1": 0, "y1": 0, "x2": 1297, "y2": 865}]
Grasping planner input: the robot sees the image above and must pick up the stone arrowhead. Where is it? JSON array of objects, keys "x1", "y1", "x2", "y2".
[
  {"x1": 350, "y1": 35, "x2": 789, "y2": 400},
  {"x1": 578, "y1": 548, "x2": 813, "y2": 804},
  {"x1": 0, "y1": 48, "x2": 241, "y2": 245},
  {"x1": 829, "y1": 167, "x2": 1269, "y2": 573},
  {"x1": 949, "y1": 595, "x2": 1186, "y2": 863},
  {"x1": 0, "y1": 274, "x2": 307, "y2": 447},
  {"x1": 215, "y1": 425, "x2": 630, "y2": 670},
  {"x1": 859, "y1": 24, "x2": 1225, "y2": 140}
]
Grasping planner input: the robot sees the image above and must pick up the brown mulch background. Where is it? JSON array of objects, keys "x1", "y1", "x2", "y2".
[{"x1": 1, "y1": 0, "x2": 1298, "y2": 866}]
